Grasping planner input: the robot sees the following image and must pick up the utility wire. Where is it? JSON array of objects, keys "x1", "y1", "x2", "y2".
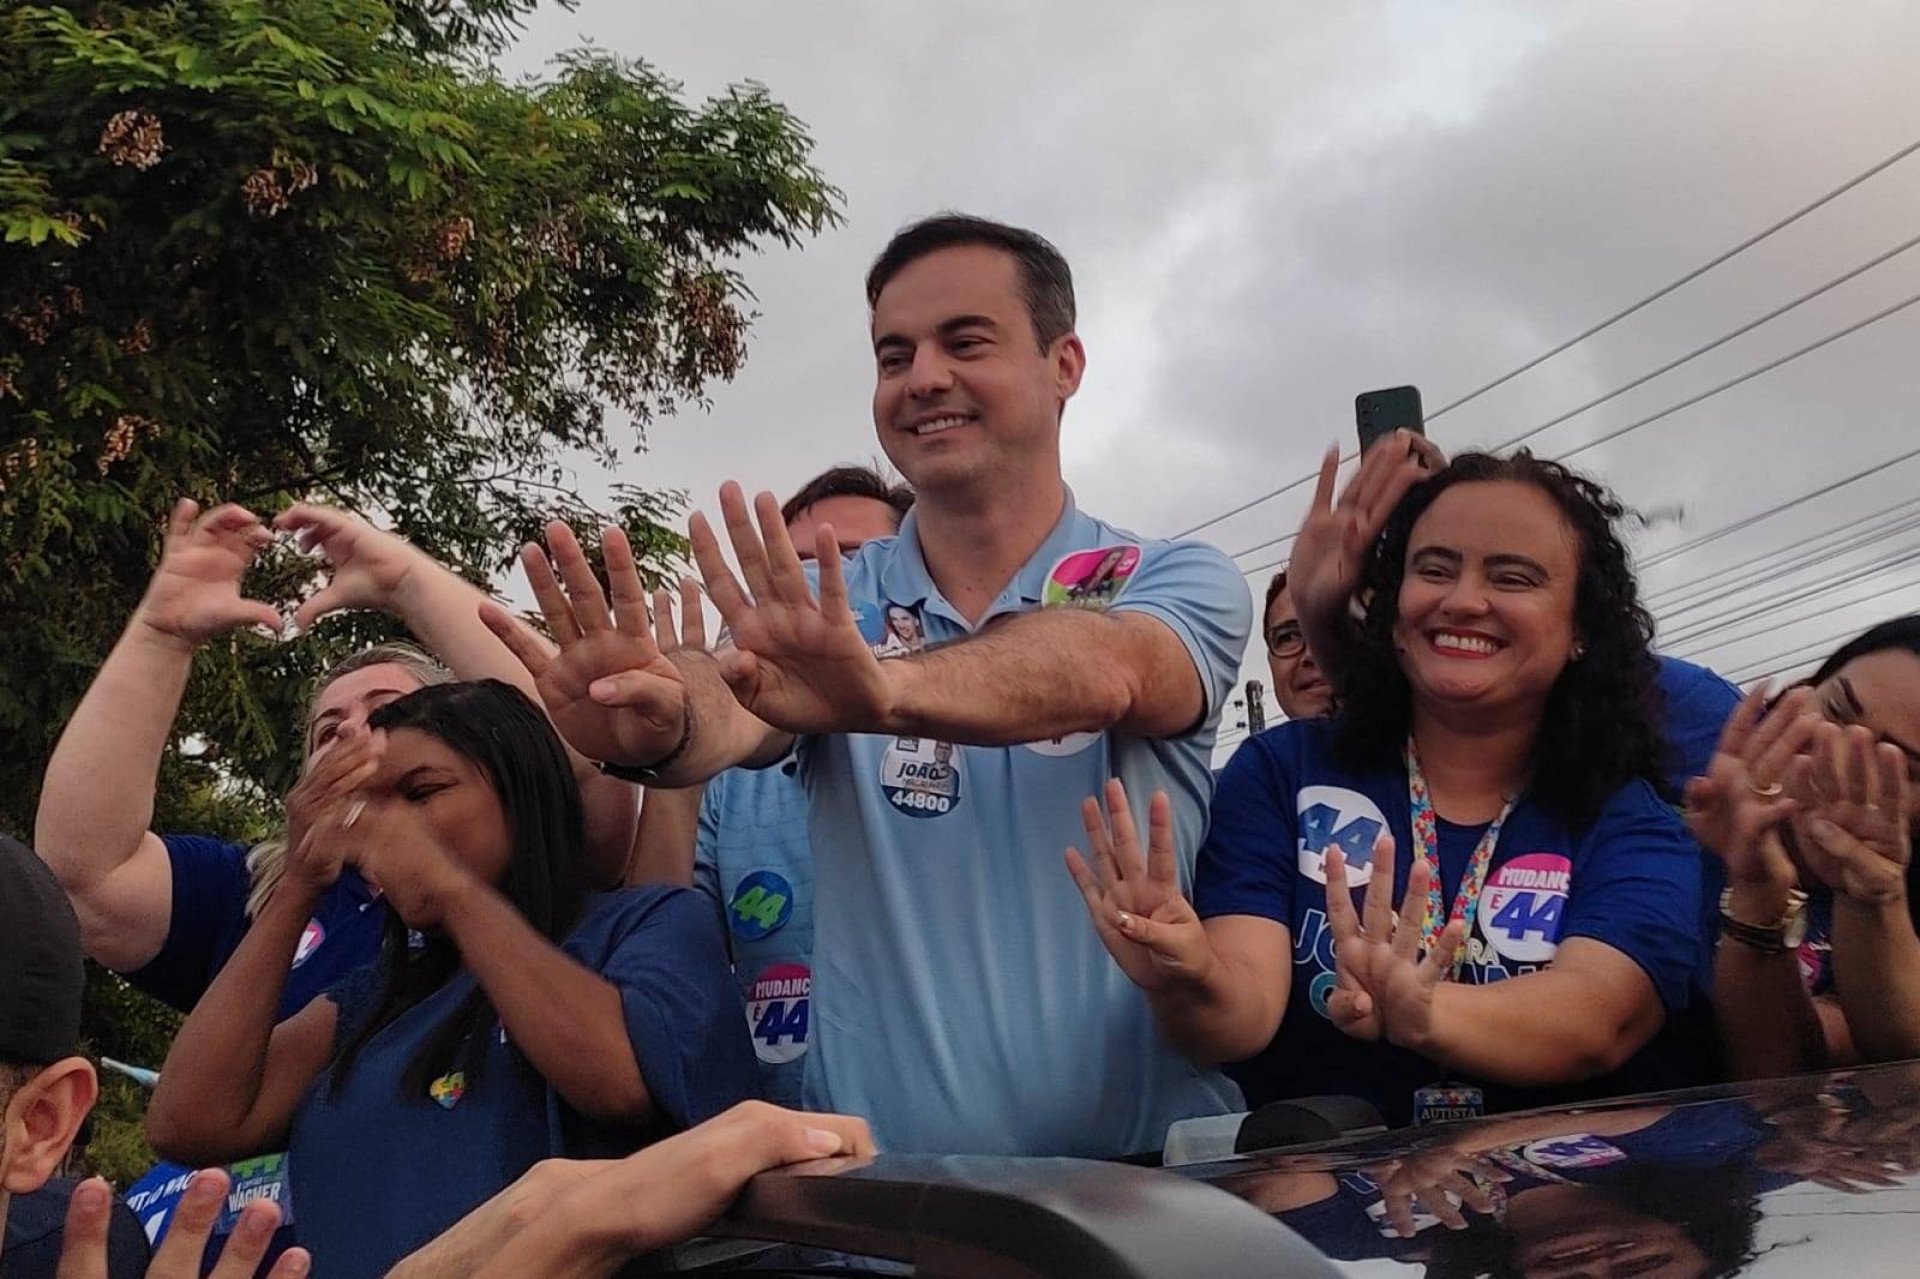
[
  {"x1": 1557, "y1": 289, "x2": 1920, "y2": 464},
  {"x1": 1653, "y1": 507, "x2": 1920, "y2": 626},
  {"x1": 1173, "y1": 135, "x2": 1920, "y2": 542},
  {"x1": 1723, "y1": 583, "x2": 1920, "y2": 683},
  {"x1": 1229, "y1": 252, "x2": 1920, "y2": 572},
  {"x1": 1644, "y1": 493, "x2": 1920, "y2": 607},
  {"x1": 1668, "y1": 543, "x2": 1920, "y2": 658}
]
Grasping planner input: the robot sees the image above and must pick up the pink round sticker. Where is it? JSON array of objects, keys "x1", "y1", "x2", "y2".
[{"x1": 1476, "y1": 853, "x2": 1571, "y2": 964}]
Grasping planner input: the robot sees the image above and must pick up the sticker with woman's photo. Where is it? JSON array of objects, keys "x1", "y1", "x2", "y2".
[
  {"x1": 871, "y1": 601, "x2": 926, "y2": 656},
  {"x1": 879, "y1": 736, "x2": 962, "y2": 818},
  {"x1": 1043, "y1": 545, "x2": 1141, "y2": 609}
]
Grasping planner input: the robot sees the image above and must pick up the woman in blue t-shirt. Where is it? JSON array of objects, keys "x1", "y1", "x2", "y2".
[
  {"x1": 1067, "y1": 451, "x2": 1707, "y2": 1126},
  {"x1": 145, "y1": 680, "x2": 759, "y2": 1279}
]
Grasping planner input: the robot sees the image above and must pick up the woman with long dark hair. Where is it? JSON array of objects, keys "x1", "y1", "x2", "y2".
[
  {"x1": 146, "y1": 680, "x2": 758, "y2": 1279},
  {"x1": 1069, "y1": 451, "x2": 1706, "y2": 1125},
  {"x1": 1686, "y1": 615, "x2": 1919, "y2": 1078}
]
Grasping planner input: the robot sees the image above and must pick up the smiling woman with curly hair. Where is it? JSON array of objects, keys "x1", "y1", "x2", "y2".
[{"x1": 1068, "y1": 450, "x2": 1712, "y2": 1128}]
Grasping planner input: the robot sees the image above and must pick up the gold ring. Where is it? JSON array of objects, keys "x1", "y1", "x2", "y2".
[
  {"x1": 1748, "y1": 780, "x2": 1785, "y2": 798},
  {"x1": 341, "y1": 799, "x2": 367, "y2": 829}
]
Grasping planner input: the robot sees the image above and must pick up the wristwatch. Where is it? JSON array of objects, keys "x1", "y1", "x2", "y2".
[{"x1": 1717, "y1": 885, "x2": 1810, "y2": 955}]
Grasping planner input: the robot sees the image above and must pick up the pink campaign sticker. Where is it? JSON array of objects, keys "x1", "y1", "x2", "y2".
[
  {"x1": 1476, "y1": 853, "x2": 1571, "y2": 964},
  {"x1": 746, "y1": 963, "x2": 811, "y2": 1065},
  {"x1": 1043, "y1": 545, "x2": 1141, "y2": 609}
]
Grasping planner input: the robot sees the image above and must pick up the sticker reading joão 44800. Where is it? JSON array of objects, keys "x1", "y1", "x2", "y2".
[{"x1": 880, "y1": 736, "x2": 962, "y2": 818}]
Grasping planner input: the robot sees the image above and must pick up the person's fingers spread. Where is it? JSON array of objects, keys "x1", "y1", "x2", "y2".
[
  {"x1": 1065, "y1": 849, "x2": 1113, "y2": 921},
  {"x1": 718, "y1": 482, "x2": 776, "y2": 603},
  {"x1": 754, "y1": 490, "x2": 810, "y2": 604},
  {"x1": 1423, "y1": 918, "x2": 1466, "y2": 979},
  {"x1": 678, "y1": 577, "x2": 708, "y2": 650},
  {"x1": 478, "y1": 601, "x2": 552, "y2": 679},
  {"x1": 1080, "y1": 794, "x2": 1121, "y2": 885},
  {"x1": 689, "y1": 511, "x2": 753, "y2": 630},
  {"x1": 601, "y1": 525, "x2": 652, "y2": 638},
  {"x1": 153, "y1": 1169, "x2": 229, "y2": 1269},
  {"x1": 1104, "y1": 779, "x2": 1146, "y2": 877},
  {"x1": 651, "y1": 588, "x2": 676, "y2": 650},
  {"x1": 520, "y1": 542, "x2": 582, "y2": 645},
  {"x1": 1362, "y1": 834, "x2": 1398, "y2": 942},
  {"x1": 206, "y1": 1200, "x2": 284, "y2": 1279},
  {"x1": 550, "y1": 523, "x2": 616, "y2": 635},
  {"x1": 1395, "y1": 855, "x2": 1431, "y2": 963},
  {"x1": 813, "y1": 525, "x2": 852, "y2": 618},
  {"x1": 1146, "y1": 791, "x2": 1179, "y2": 887},
  {"x1": 1324, "y1": 850, "x2": 1360, "y2": 941},
  {"x1": 1309, "y1": 445, "x2": 1341, "y2": 515},
  {"x1": 54, "y1": 1177, "x2": 111, "y2": 1279}
]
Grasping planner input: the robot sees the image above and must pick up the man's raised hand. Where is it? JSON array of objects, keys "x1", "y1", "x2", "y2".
[
  {"x1": 481, "y1": 522, "x2": 688, "y2": 768},
  {"x1": 691, "y1": 482, "x2": 892, "y2": 735}
]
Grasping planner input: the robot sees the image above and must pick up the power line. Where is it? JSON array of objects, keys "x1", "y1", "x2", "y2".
[
  {"x1": 1425, "y1": 134, "x2": 1920, "y2": 421},
  {"x1": 1722, "y1": 582, "x2": 1920, "y2": 683},
  {"x1": 1636, "y1": 445, "x2": 1920, "y2": 572},
  {"x1": 1557, "y1": 289, "x2": 1920, "y2": 464},
  {"x1": 1171, "y1": 134, "x2": 1920, "y2": 542},
  {"x1": 1668, "y1": 543, "x2": 1920, "y2": 658},
  {"x1": 1644, "y1": 493, "x2": 1920, "y2": 608}
]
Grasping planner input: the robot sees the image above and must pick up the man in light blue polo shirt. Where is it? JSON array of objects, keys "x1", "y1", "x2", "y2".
[{"x1": 494, "y1": 214, "x2": 1251, "y2": 1157}]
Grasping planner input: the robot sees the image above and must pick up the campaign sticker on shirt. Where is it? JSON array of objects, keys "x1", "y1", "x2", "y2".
[
  {"x1": 728, "y1": 869, "x2": 796, "y2": 942},
  {"x1": 1042, "y1": 544, "x2": 1142, "y2": 609},
  {"x1": 871, "y1": 601, "x2": 927, "y2": 657},
  {"x1": 1477, "y1": 853, "x2": 1571, "y2": 964},
  {"x1": 1296, "y1": 786, "x2": 1389, "y2": 886},
  {"x1": 1022, "y1": 731, "x2": 1101, "y2": 757},
  {"x1": 291, "y1": 919, "x2": 326, "y2": 969},
  {"x1": 852, "y1": 600, "x2": 888, "y2": 648},
  {"x1": 880, "y1": 736, "x2": 963, "y2": 818},
  {"x1": 1520, "y1": 1134, "x2": 1626, "y2": 1171},
  {"x1": 745, "y1": 962, "x2": 811, "y2": 1065}
]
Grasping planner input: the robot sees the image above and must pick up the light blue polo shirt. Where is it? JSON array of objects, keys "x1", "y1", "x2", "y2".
[
  {"x1": 796, "y1": 492, "x2": 1250, "y2": 1156},
  {"x1": 693, "y1": 756, "x2": 816, "y2": 1105}
]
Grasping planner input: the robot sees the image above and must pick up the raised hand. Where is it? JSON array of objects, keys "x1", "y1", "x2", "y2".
[
  {"x1": 57, "y1": 1168, "x2": 310, "y2": 1279},
  {"x1": 1288, "y1": 434, "x2": 1443, "y2": 647},
  {"x1": 133, "y1": 499, "x2": 284, "y2": 646},
  {"x1": 481, "y1": 522, "x2": 689, "y2": 768},
  {"x1": 691, "y1": 482, "x2": 892, "y2": 735},
  {"x1": 282, "y1": 721, "x2": 386, "y2": 897},
  {"x1": 650, "y1": 575, "x2": 708, "y2": 653},
  {"x1": 1682, "y1": 684, "x2": 1819, "y2": 890},
  {"x1": 1065, "y1": 779, "x2": 1214, "y2": 993},
  {"x1": 274, "y1": 502, "x2": 424, "y2": 632},
  {"x1": 1324, "y1": 841, "x2": 1460, "y2": 1051},
  {"x1": 343, "y1": 790, "x2": 477, "y2": 932},
  {"x1": 1372, "y1": 1147, "x2": 1508, "y2": 1237},
  {"x1": 1794, "y1": 722, "x2": 1912, "y2": 905}
]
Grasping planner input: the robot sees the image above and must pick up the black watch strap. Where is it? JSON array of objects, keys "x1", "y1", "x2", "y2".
[{"x1": 594, "y1": 700, "x2": 694, "y2": 784}]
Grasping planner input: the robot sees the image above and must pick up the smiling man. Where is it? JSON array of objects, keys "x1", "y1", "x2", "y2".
[{"x1": 498, "y1": 214, "x2": 1252, "y2": 1157}]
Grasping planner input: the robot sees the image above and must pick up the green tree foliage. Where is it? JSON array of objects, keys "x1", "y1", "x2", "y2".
[{"x1": 0, "y1": 0, "x2": 838, "y2": 1181}]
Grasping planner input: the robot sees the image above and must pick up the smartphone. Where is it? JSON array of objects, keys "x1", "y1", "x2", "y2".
[{"x1": 1356, "y1": 386, "x2": 1424, "y2": 453}]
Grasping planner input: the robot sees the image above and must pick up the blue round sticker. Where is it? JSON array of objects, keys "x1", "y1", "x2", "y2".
[{"x1": 727, "y1": 870, "x2": 795, "y2": 941}]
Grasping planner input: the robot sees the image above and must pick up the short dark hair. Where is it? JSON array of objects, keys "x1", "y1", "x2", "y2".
[
  {"x1": 865, "y1": 213, "x2": 1076, "y2": 351},
  {"x1": 1808, "y1": 614, "x2": 1920, "y2": 686},
  {"x1": 780, "y1": 464, "x2": 914, "y2": 529},
  {"x1": 1262, "y1": 569, "x2": 1290, "y2": 620}
]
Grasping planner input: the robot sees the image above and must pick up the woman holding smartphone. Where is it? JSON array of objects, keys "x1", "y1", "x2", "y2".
[{"x1": 1069, "y1": 451, "x2": 1707, "y2": 1125}]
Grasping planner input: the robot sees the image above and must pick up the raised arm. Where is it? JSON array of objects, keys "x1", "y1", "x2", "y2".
[
  {"x1": 691, "y1": 484, "x2": 1228, "y2": 744},
  {"x1": 145, "y1": 729, "x2": 376, "y2": 1164},
  {"x1": 278, "y1": 504, "x2": 637, "y2": 885},
  {"x1": 1684, "y1": 686, "x2": 1836, "y2": 1078},
  {"x1": 1800, "y1": 725, "x2": 1920, "y2": 1063},
  {"x1": 1287, "y1": 436, "x2": 1442, "y2": 687},
  {"x1": 1065, "y1": 781, "x2": 1293, "y2": 1062},
  {"x1": 34, "y1": 500, "x2": 283, "y2": 971},
  {"x1": 482, "y1": 523, "x2": 789, "y2": 789}
]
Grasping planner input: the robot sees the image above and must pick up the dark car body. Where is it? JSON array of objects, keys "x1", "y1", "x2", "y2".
[{"x1": 702, "y1": 1061, "x2": 1920, "y2": 1278}]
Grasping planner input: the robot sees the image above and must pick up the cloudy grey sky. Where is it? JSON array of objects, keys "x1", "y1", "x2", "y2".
[{"x1": 501, "y1": 1, "x2": 1920, "y2": 744}]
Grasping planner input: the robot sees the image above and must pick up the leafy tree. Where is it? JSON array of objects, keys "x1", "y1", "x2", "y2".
[{"x1": 1, "y1": 0, "x2": 838, "y2": 1181}]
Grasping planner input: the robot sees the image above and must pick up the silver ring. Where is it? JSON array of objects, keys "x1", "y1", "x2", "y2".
[{"x1": 341, "y1": 799, "x2": 367, "y2": 829}]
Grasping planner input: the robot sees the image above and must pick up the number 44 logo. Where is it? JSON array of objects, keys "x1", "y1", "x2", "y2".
[{"x1": 727, "y1": 870, "x2": 795, "y2": 942}]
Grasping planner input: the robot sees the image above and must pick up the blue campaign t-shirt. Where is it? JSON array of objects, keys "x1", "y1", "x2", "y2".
[
  {"x1": 288, "y1": 885, "x2": 759, "y2": 1279},
  {"x1": 693, "y1": 755, "x2": 815, "y2": 1106},
  {"x1": 796, "y1": 493, "x2": 1250, "y2": 1156},
  {"x1": 123, "y1": 835, "x2": 384, "y2": 1019},
  {"x1": 1194, "y1": 719, "x2": 1706, "y2": 1128}
]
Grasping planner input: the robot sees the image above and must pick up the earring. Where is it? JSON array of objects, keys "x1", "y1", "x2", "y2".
[{"x1": 1571, "y1": 642, "x2": 1587, "y2": 661}]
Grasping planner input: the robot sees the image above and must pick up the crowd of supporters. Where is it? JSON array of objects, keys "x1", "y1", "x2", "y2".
[{"x1": 2, "y1": 213, "x2": 1916, "y2": 1278}]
